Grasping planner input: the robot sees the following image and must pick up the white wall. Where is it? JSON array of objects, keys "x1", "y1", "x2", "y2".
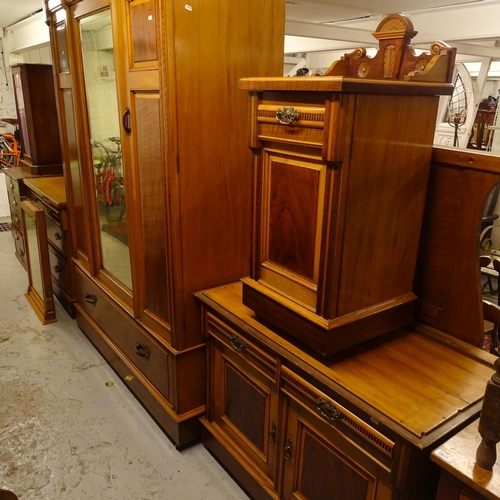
[{"x1": 0, "y1": 12, "x2": 51, "y2": 135}]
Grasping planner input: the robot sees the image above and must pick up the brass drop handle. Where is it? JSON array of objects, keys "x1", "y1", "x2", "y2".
[
  {"x1": 316, "y1": 397, "x2": 342, "y2": 422},
  {"x1": 230, "y1": 334, "x2": 247, "y2": 352},
  {"x1": 283, "y1": 437, "x2": 293, "y2": 461},
  {"x1": 12, "y1": 199, "x2": 17, "y2": 207},
  {"x1": 15, "y1": 216, "x2": 19, "y2": 224},
  {"x1": 276, "y1": 106, "x2": 300, "y2": 125},
  {"x1": 53, "y1": 265, "x2": 63, "y2": 273},
  {"x1": 9, "y1": 183, "x2": 14, "y2": 190},
  {"x1": 54, "y1": 232, "x2": 63, "y2": 240},
  {"x1": 85, "y1": 293, "x2": 97, "y2": 305},
  {"x1": 135, "y1": 343, "x2": 150, "y2": 359},
  {"x1": 14, "y1": 233, "x2": 19, "y2": 240},
  {"x1": 268, "y1": 422, "x2": 277, "y2": 444}
]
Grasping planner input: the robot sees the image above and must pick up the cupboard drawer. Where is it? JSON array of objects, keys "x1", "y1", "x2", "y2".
[
  {"x1": 280, "y1": 366, "x2": 394, "y2": 467},
  {"x1": 46, "y1": 215, "x2": 66, "y2": 255},
  {"x1": 7, "y1": 189, "x2": 21, "y2": 211},
  {"x1": 75, "y1": 267, "x2": 170, "y2": 401},
  {"x1": 49, "y1": 246, "x2": 68, "y2": 292},
  {"x1": 5, "y1": 175, "x2": 20, "y2": 197},
  {"x1": 9, "y1": 203, "x2": 22, "y2": 229},
  {"x1": 207, "y1": 312, "x2": 279, "y2": 383},
  {"x1": 256, "y1": 103, "x2": 326, "y2": 148}
]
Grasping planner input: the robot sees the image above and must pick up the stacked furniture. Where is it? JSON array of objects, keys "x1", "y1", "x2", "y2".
[{"x1": 196, "y1": 15, "x2": 500, "y2": 499}]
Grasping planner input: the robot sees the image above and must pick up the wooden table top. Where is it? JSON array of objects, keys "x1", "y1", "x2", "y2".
[
  {"x1": 432, "y1": 419, "x2": 500, "y2": 500},
  {"x1": 196, "y1": 282, "x2": 496, "y2": 447},
  {"x1": 23, "y1": 176, "x2": 66, "y2": 208}
]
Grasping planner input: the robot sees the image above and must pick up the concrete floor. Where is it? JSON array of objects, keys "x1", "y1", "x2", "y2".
[{"x1": 0, "y1": 179, "x2": 248, "y2": 499}]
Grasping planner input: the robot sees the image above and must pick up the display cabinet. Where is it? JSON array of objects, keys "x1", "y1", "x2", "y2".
[
  {"x1": 11, "y1": 64, "x2": 62, "y2": 175},
  {"x1": 239, "y1": 14, "x2": 456, "y2": 357},
  {"x1": 43, "y1": 0, "x2": 285, "y2": 446}
]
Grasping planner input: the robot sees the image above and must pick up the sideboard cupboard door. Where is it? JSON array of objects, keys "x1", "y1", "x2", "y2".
[
  {"x1": 208, "y1": 321, "x2": 280, "y2": 492},
  {"x1": 281, "y1": 397, "x2": 393, "y2": 500}
]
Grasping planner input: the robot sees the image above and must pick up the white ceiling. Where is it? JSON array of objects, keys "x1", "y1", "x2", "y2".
[
  {"x1": 1, "y1": 0, "x2": 499, "y2": 64},
  {"x1": 0, "y1": 0, "x2": 42, "y2": 30},
  {"x1": 285, "y1": 0, "x2": 500, "y2": 61}
]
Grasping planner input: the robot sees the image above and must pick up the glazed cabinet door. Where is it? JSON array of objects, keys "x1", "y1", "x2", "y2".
[{"x1": 207, "y1": 314, "x2": 280, "y2": 494}]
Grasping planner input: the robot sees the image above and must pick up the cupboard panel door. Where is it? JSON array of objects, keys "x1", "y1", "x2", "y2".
[
  {"x1": 210, "y1": 337, "x2": 279, "y2": 487},
  {"x1": 282, "y1": 398, "x2": 391, "y2": 500},
  {"x1": 259, "y1": 149, "x2": 328, "y2": 309}
]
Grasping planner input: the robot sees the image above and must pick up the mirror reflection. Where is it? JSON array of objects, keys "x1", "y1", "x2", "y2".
[
  {"x1": 80, "y1": 9, "x2": 132, "y2": 290},
  {"x1": 24, "y1": 211, "x2": 42, "y2": 297}
]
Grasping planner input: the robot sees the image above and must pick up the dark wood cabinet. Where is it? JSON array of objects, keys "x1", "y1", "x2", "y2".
[
  {"x1": 11, "y1": 64, "x2": 62, "y2": 175},
  {"x1": 239, "y1": 15, "x2": 456, "y2": 357}
]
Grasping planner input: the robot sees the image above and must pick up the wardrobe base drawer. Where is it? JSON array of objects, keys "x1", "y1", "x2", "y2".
[{"x1": 74, "y1": 266, "x2": 171, "y2": 402}]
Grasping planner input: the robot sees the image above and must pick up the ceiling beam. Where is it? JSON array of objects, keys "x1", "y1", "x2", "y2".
[{"x1": 285, "y1": 20, "x2": 374, "y2": 45}]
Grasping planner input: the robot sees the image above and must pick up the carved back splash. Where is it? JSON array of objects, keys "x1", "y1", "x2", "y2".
[{"x1": 322, "y1": 14, "x2": 456, "y2": 83}]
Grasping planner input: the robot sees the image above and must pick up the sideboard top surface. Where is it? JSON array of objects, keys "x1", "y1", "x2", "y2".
[
  {"x1": 196, "y1": 282, "x2": 495, "y2": 445},
  {"x1": 23, "y1": 176, "x2": 67, "y2": 208}
]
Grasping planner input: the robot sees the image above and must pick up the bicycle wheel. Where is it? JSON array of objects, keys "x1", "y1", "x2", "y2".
[
  {"x1": 104, "y1": 181, "x2": 125, "y2": 223},
  {"x1": 0, "y1": 140, "x2": 16, "y2": 167}
]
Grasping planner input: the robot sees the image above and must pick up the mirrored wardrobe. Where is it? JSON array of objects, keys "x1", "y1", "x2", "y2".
[{"x1": 43, "y1": 0, "x2": 285, "y2": 446}]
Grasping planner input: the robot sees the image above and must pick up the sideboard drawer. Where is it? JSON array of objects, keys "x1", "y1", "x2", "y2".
[
  {"x1": 7, "y1": 189, "x2": 20, "y2": 211},
  {"x1": 11, "y1": 226, "x2": 26, "y2": 268},
  {"x1": 207, "y1": 312, "x2": 279, "y2": 383},
  {"x1": 75, "y1": 267, "x2": 170, "y2": 401},
  {"x1": 5, "y1": 175, "x2": 20, "y2": 198},
  {"x1": 257, "y1": 103, "x2": 327, "y2": 148},
  {"x1": 46, "y1": 215, "x2": 66, "y2": 255},
  {"x1": 9, "y1": 204, "x2": 22, "y2": 229},
  {"x1": 49, "y1": 246, "x2": 68, "y2": 292},
  {"x1": 280, "y1": 365, "x2": 395, "y2": 469}
]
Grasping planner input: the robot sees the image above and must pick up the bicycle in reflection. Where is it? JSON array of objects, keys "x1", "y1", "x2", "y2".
[
  {"x1": 91, "y1": 137, "x2": 125, "y2": 223},
  {"x1": 0, "y1": 133, "x2": 21, "y2": 168}
]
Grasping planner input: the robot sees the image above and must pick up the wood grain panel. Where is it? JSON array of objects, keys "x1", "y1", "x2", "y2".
[
  {"x1": 135, "y1": 93, "x2": 170, "y2": 324},
  {"x1": 225, "y1": 363, "x2": 266, "y2": 451},
  {"x1": 171, "y1": 0, "x2": 285, "y2": 349},
  {"x1": 299, "y1": 429, "x2": 370, "y2": 500},
  {"x1": 336, "y1": 94, "x2": 438, "y2": 316},
  {"x1": 267, "y1": 158, "x2": 320, "y2": 279},
  {"x1": 416, "y1": 148, "x2": 500, "y2": 347},
  {"x1": 130, "y1": 0, "x2": 157, "y2": 65}
]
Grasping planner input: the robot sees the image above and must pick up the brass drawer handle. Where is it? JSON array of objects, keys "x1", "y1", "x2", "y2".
[
  {"x1": 54, "y1": 232, "x2": 63, "y2": 241},
  {"x1": 14, "y1": 233, "x2": 19, "y2": 241},
  {"x1": 135, "y1": 343, "x2": 150, "y2": 359},
  {"x1": 85, "y1": 293, "x2": 97, "y2": 305},
  {"x1": 230, "y1": 334, "x2": 247, "y2": 352},
  {"x1": 9, "y1": 183, "x2": 14, "y2": 190},
  {"x1": 276, "y1": 106, "x2": 300, "y2": 125},
  {"x1": 15, "y1": 217, "x2": 19, "y2": 224},
  {"x1": 12, "y1": 199, "x2": 17, "y2": 207},
  {"x1": 317, "y1": 397, "x2": 342, "y2": 422},
  {"x1": 53, "y1": 265, "x2": 63, "y2": 273}
]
